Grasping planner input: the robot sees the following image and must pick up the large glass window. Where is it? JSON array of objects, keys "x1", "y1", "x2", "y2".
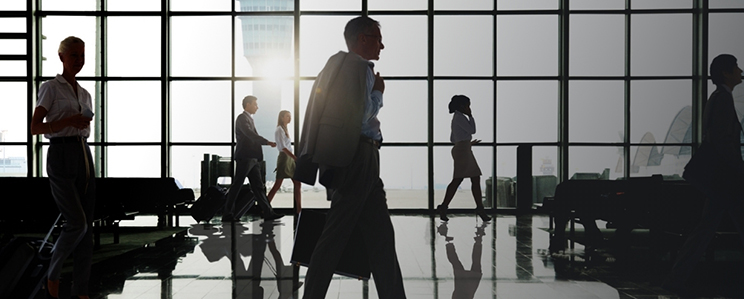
[
  {"x1": 0, "y1": 1, "x2": 25, "y2": 10},
  {"x1": 569, "y1": 15, "x2": 624, "y2": 76},
  {"x1": 171, "y1": 81, "x2": 232, "y2": 143},
  {"x1": 171, "y1": 16, "x2": 232, "y2": 77},
  {"x1": 106, "y1": 81, "x2": 162, "y2": 142},
  {"x1": 709, "y1": 13, "x2": 744, "y2": 66},
  {"x1": 434, "y1": 146, "x2": 492, "y2": 209},
  {"x1": 434, "y1": 16, "x2": 493, "y2": 76},
  {"x1": 373, "y1": 16, "x2": 427, "y2": 77},
  {"x1": 299, "y1": 16, "x2": 349, "y2": 77},
  {"x1": 569, "y1": 81, "x2": 624, "y2": 143},
  {"x1": 435, "y1": 80, "x2": 494, "y2": 143},
  {"x1": 107, "y1": 17, "x2": 161, "y2": 77},
  {"x1": 7, "y1": 0, "x2": 735, "y2": 211},
  {"x1": 0, "y1": 146, "x2": 27, "y2": 177},
  {"x1": 41, "y1": 16, "x2": 98, "y2": 77},
  {"x1": 107, "y1": 146, "x2": 161, "y2": 177},
  {"x1": 568, "y1": 146, "x2": 623, "y2": 180},
  {"x1": 380, "y1": 147, "x2": 428, "y2": 208},
  {"x1": 630, "y1": 80, "x2": 692, "y2": 144},
  {"x1": 0, "y1": 82, "x2": 27, "y2": 143},
  {"x1": 631, "y1": 14, "x2": 692, "y2": 76},
  {"x1": 377, "y1": 81, "x2": 428, "y2": 143},
  {"x1": 497, "y1": 15, "x2": 558, "y2": 76},
  {"x1": 496, "y1": 81, "x2": 558, "y2": 143}
]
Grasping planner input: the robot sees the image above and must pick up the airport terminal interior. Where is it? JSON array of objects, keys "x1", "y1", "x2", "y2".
[{"x1": 2, "y1": 0, "x2": 744, "y2": 298}]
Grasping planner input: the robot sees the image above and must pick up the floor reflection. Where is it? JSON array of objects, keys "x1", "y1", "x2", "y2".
[
  {"x1": 189, "y1": 221, "x2": 302, "y2": 298},
  {"x1": 79, "y1": 214, "x2": 741, "y2": 298},
  {"x1": 437, "y1": 222, "x2": 487, "y2": 299}
]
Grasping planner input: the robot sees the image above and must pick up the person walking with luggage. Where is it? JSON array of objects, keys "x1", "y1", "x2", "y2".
[
  {"x1": 222, "y1": 95, "x2": 284, "y2": 222},
  {"x1": 267, "y1": 110, "x2": 303, "y2": 213},
  {"x1": 30, "y1": 36, "x2": 95, "y2": 299},
  {"x1": 294, "y1": 16, "x2": 406, "y2": 298},
  {"x1": 436, "y1": 95, "x2": 492, "y2": 222}
]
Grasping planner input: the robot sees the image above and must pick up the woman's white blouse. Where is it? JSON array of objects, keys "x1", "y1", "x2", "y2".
[
  {"x1": 275, "y1": 126, "x2": 293, "y2": 152},
  {"x1": 450, "y1": 110, "x2": 476, "y2": 143},
  {"x1": 37, "y1": 74, "x2": 93, "y2": 139}
]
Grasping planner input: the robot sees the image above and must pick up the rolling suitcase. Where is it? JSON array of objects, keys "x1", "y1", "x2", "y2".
[
  {"x1": 191, "y1": 185, "x2": 256, "y2": 222},
  {"x1": 231, "y1": 187, "x2": 257, "y2": 219},
  {"x1": 0, "y1": 214, "x2": 60, "y2": 299},
  {"x1": 190, "y1": 186, "x2": 228, "y2": 222},
  {"x1": 290, "y1": 210, "x2": 370, "y2": 280}
]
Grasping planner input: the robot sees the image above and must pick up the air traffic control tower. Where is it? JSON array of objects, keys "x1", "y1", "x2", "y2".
[{"x1": 237, "y1": 0, "x2": 294, "y2": 182}]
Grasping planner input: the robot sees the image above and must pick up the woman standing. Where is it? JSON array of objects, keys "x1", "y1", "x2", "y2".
[
  {"x1": 267, "y1": 110, "x2": 302, "y2": 213},
  {"x1": 30, "y1": 36, "x2": 95, "y2": 299},
  {"x1": 436, "y1": 95, "x2": 491, "y2": 222}
]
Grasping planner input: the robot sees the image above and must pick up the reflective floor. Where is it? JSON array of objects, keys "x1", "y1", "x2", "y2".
[{"x1": 59, "y1": 214, "x2": 744, "y2": 299}]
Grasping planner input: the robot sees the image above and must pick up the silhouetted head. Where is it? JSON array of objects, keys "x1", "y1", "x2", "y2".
[
  {"x1": 344, "y1": 16, "x2": 384, "y2": 61},
  {"x1": 710, "y1": 54, "x2": 739, "y2": 86},
  {"x1": 58, "y1": 36, "x2": 85, "y2": 76},
  {"x1": 448, "y1": 95, "x2": 471, "y2": 114}
]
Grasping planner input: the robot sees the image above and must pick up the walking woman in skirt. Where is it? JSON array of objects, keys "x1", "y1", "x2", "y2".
[
  {"x1": 436, "y1": 95, "x2": 491, "y2": 222},
  {"x1": 267, "y1": 110, "x2": 302, "y2": 213}
]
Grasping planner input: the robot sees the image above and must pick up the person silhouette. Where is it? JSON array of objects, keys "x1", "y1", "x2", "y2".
[
  {"x1": 222, "y1": 95, "x2": 283, "y2": 222},
  {"x1": 267, "y1": 110, "x2": 303, "y2": 214},
  {"x1": 437, "y1": 222, "x2": 489, "y2": 299},
  {"x1": 30, "y1": 36, "x2": 95, "y2": 299},
  {"x1": 190, "y1": 221, "x2": 301, "y2": 298},
  {"x1": 664, "y1": 54, "x2": 744, "y2": 295},
  {"x1": 436, "y1": 95, "x2": 491, "y2": 222},
  {"x1": 294, "y1": 16, "x2": 406, "y2": 299}
]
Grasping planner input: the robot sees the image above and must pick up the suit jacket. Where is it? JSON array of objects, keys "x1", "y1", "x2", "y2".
[
  {"x1": 702, "y1": 86, "x2": 744, "y2": 174},
  {"x1": 294, "y1": 51, "x2": 369, "y2": 186},
  {"x1": 234, "y1": 111, "x2": 269, "y2": 161}
]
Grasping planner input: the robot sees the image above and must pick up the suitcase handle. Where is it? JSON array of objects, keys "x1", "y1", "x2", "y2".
[{"x1": 40, "y1": 213, "x2": 62, "y2": 254}]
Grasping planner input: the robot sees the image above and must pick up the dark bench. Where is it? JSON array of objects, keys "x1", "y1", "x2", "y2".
[
  {"x1": 547, "y1": 176, "x2": 739, "y2": 260},
  {"x1": 0, "y1": 177, "x2": 193, "y2": 247}
]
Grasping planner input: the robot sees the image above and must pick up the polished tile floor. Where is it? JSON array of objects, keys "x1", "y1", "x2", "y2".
[{"x1": 69, "y1": 213, "x2": 744, "y2": 299}]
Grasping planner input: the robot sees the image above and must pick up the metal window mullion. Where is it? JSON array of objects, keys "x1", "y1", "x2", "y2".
[
  {"x1": 97, "y1": 0, "x2": 106, "y2": 177},
  {"x1": 293, "y1": 0, "x2": 300, "y2": 168},
  {"x1": 27, "y1": 0, "x2": 38, "y2": 177},
  {"x1": 427, "y1": 0, "x2": 434, "y2": 211},
  {"x1": 491, "y1": 6, "x2": 497, "y2": 211},
  {"x1": 230, "y1": 0, "x2": 236, "y2": 174},
  {"x1": 692, "y1": 0, "x2": 708, "y2": 152},
  {"x1": 428, "y1": 2, "x2": 438, "y2": 298},
  {"x1": 624, "y1": 0, "x2": 631, "y2": 179},
  {"x1": 162, "y1": 0, "x2": 170, "y2": 178},
  {"x1": 558, "y1": 0, "x2": 569, "y2": 184}
]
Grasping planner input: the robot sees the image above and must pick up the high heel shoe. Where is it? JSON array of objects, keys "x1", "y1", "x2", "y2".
[
  {"x1": 46, "y1": 279, "x2": 59, "y2": 299},
  {"x1": 476, "y1": 209, "x2": 491, "y2": 222},
  {"x1": 436, "y1": 205, "x2": 449, "y2": 222}
]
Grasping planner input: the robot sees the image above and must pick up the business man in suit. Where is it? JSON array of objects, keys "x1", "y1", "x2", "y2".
[
  {"x1": 664, "y1": 54, "x2": 744, "y2": 294},
  {"x1": 223, "y1": 95, "x2": 283, "y2": 222},
  {"x1": 294, "y1": 16, "x2": 406, "y2": 298}
]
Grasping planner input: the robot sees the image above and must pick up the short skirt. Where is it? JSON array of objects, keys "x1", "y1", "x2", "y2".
[
  {"x1": 275, "y1": 151, "x2": 296, "y2": 180},
  {"x1": 451, "y1": 140, "x2": 482, "y2": 178}
]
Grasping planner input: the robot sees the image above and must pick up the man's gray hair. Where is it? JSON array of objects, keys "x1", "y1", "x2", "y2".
[
  {"x1": 343, "y1": 16, "x2": 380, "y2": 50},
  {"x1": 242, "y1": 95, "x2": 257, "y2": 109}
]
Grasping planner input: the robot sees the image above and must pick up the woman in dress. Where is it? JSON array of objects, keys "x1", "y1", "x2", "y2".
[
  {"x1": 267, "y1": 110, "x2": 302, "y2": 213},
  {"x1": 30, "y1": 36, "x2": 95, "y2": 299},
  {"x1": 436, "y1": 95, "x2": 491, "y2": 222}
]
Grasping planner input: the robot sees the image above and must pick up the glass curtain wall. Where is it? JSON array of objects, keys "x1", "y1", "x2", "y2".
[{"x1": 2, "y1": 0, "x2": 743, "y2": 210}]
